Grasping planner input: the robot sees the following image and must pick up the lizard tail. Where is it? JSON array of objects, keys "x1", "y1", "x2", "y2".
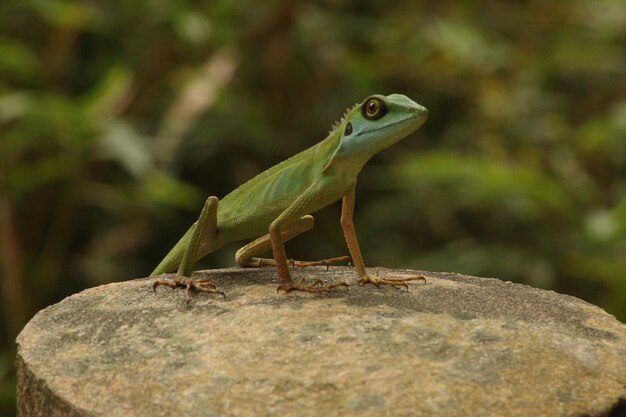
[{"x1": 150, "y1": 228, "x2": 193, "y2": 276}]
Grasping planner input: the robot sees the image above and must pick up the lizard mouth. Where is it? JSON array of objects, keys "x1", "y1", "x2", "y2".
[{"x1": 357, "y1": 108, "x2": 427, "y2": 137}]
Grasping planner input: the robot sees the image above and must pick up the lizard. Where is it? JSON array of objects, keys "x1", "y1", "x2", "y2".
[{"x1": 151, "y1": 93, "x2": 428, "y2": 301}]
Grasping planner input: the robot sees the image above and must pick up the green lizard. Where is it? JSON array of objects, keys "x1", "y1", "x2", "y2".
[{"x1": 152, "y1": 93, "x2": 428, "y2": 301}]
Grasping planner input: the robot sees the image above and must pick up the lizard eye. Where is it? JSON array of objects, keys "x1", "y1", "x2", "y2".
[
  {"x1": 362, "y1": 98, "x2": 386, "y2": 120},
  {"x1": 344, "y1": 122, "x2": 353, "y2": 136},
  {"x1": 367, "y1": 100, "x2": 379, "y2": 116}
]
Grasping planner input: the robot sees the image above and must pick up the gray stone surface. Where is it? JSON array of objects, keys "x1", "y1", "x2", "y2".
[{"x1": 16, "y1": 267, "x2": 626, "y2": 417}]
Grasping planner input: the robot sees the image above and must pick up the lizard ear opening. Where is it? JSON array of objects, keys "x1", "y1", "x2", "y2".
[{"x1": 344, "y1": 122, "x2": 353, "y2": 136}]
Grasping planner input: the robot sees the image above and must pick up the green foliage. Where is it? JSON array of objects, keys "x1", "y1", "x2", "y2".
[{"x1": 1, "y1": 1, "x2": 625, "y2": 413}]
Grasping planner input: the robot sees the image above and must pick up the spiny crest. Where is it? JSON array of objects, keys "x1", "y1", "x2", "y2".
[{"x1": 328, "y1": 102, "x2": 359, "y2": 134}]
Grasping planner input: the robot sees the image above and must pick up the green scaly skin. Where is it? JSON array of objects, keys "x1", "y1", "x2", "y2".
[{"x1": 151, "y1": 94, "x2": 428, "y2": 301}]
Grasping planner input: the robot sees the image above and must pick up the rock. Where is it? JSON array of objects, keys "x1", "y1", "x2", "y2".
[{"x1": 16, "y1": 267, "x2": 626, "y2": 417}]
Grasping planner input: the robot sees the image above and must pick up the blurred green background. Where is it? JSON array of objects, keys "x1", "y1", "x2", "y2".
[{"x1": 1, "y1": 0, "x2": 625, "y2": 414}]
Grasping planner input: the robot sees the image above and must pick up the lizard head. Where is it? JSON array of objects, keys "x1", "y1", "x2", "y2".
[{"x1": 334, "y1": 94, "x2": 428, "y2": 158}]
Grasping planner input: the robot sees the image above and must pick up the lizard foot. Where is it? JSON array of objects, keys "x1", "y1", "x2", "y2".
[
  {"x1": 153, "y1": 275, "x2": 226, "y2": 305},
  {"x1": 289, "y1": 255, "x2": 352, "y2": 269},
  {"x1": 276, "y1": 278, "x2": 349, "y2": 294},
  {"x1": 358, "y1": 273, "x2": 426, "y2": 291},
  {"x1": 253, "y1": 255, "x2": 352, "y2": 270}
]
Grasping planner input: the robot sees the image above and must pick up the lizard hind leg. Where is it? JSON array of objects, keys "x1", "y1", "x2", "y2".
[
  {"x1": 153, "y1": 196, "x2": 225, "y2": 304},
  {"x1": 235, "y1": 215, "x2": 351, "y2": 269}
]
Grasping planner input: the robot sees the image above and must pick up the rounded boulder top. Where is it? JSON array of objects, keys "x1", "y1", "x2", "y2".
[{"x1": 16, "y1": 267, "x2": 626, "y2": 417}]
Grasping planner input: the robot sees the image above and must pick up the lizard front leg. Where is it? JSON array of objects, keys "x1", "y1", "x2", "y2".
[
  {"x1": 153, "y1": 196, "x2": 225, "y2": 303},
  {"x1": 341, "y1": 182, "x2": 426, "y2": 290},
  {"x1": 268, "y1": 184, "x2": 348, "y2": 294},
  {"x1": 235, "y1": 215, "x2": 351, "y2": 269}
]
